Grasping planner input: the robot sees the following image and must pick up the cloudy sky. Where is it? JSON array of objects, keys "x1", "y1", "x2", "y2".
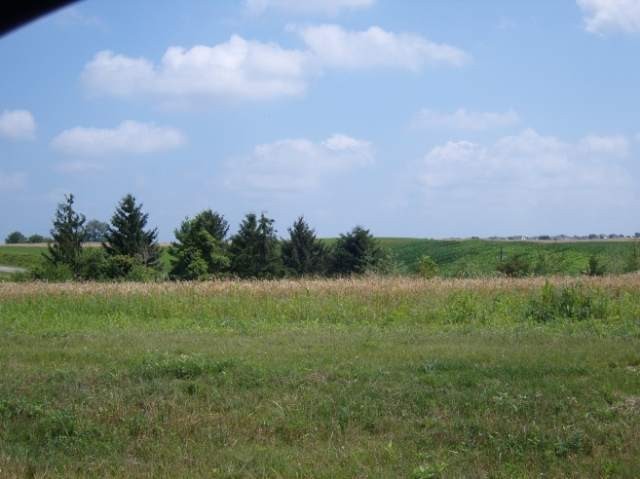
[{"x1": 1, "y1": 0, "x2": 640, "y2": 240}]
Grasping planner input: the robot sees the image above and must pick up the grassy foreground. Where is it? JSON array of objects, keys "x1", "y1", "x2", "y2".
[{"x1": 1, "y1": 277, "x2": 640, "y2": 477}]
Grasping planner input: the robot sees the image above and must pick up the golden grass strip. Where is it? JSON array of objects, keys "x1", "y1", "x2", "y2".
[{"x1": 1, "y1": 274, "x2": 640, "y2": 300}]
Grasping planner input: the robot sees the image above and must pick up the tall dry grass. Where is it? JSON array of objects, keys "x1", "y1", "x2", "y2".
[{"x1": 2, "y1": 273, "x2": 639, "y2": 299}]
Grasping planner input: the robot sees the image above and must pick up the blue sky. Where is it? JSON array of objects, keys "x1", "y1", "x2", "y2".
[{"x1": 1, "y1": 0, "x2": 640, "y2": 240}]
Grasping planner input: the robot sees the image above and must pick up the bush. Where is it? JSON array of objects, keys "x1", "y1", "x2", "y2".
[
  {"x1": 31, "y1": 263, "x2": 74, "y2": 282},
  {"x1": 77, "y1": 248, "x2": 109, "y2": 280},
  {"x1": 416, "y1": 255, "x2": 439, "y2": 279},
  {"x1": 126, "y1": 264, "x2": 164, "y2": 282},
  {"x1": 497, "y1": 254, "x2": 531, "y2": 277},
  {"x1": 525, "y1": 282, "x2": 609, "y2": 322},
  {"x1": 586, "y1": 254, "x2": 606, "y2": 276}
]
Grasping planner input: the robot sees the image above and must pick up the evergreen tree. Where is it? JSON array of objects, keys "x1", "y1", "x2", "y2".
[
  {"x1": 229, "y1": 213, "x2": 283, "y2": 278},
  {"x1": 169, "y1": 210, "x2": 231, "y2": 280},
  {"x1": 44, "y1": 194, "x2": 86, "y2": 274},
  {"x1": 103, "y1": 194, "x2": 160, "y2": 268},
  {"x1": 281, "y1": 216, "x2": 327, "y2": 276},
  {"x1": 329, "y1": 226, "x2": 384, "y2": 276}
]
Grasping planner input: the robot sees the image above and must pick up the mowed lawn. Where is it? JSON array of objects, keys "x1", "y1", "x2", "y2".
[{"x1": 1, "y1": 277, "x2": 640, "y2": 477}]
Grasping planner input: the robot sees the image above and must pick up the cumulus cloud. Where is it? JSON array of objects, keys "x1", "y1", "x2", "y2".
[
  {"x1": 246, "y1": 0, "x2": 374, "y2": 15},
  {"x1": 413, "y1": 108, "x2": 520, "y2": 131},
  {"x1": 577, "y1": 0, "x2": 640, "y2": 34},
  {"x1": 0, "y1": 110, "x2": 36, "y2": 141},
  {"x1": 0, "y1": 171, "x2": 26, "y2": 192},
  {"x1": 419, "y1": 129, "x2": 631, "y2": 200},
  {"x1": 51, "y1": 121, "x2": 185, "y2": 157},
  {"x1": 225, "y1": 134, "x2": 373, "y2": 193},
  {"x1": 81, "y1": 28, "x2": 468, "y2": 103},
  {"x1": 82, "y1": 36, "x2": 309, "y2": 102},
  {"x1": 579, "y1": 134, "x2": 629, "y2": 156},
  {"x1": 295, "y1": 24, "x2": 469, "y2": 70}
]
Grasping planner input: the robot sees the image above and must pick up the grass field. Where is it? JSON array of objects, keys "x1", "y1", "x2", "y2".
[
  {"x1": 1, "y1": 238, "x2": 637, "y2": 278},
  {"x1": 1, "y1": 276, "x2": 639, "y2": 477}
]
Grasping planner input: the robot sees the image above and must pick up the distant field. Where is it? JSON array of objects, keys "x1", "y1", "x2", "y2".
[
  {"x1": 378, "y1": 238, "x2": 635, "y2": 275},
  {"x1": 1, "y1": 276, "x2": 639, "y2": 477},
  {"x1": 0, "y1": 245, "x2": 47, "y2": 270},
  {"x1": 0, "y1": 238, "x2": 636, "y2": 277}
]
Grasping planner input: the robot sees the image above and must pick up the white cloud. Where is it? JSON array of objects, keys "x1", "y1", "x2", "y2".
[
  {"x1": 579, "y1": 134, "x2": 629, "y2": 156},
  {"x1": 82, "y1": 28, "x2": 468, "y2": 103},
  {"x1": 225, "y1": 134, "x2": 373, "y2": 193},
  {"x1": 419, "y1": 129, "x2": 631, "y2": 201},
  {"x1": 0, "y1": 171, "x2": 26, "y2": 192},
  {"x1": 577, "y1": 0, "x2": 640, "y2": 34},
  {"x1": 296, "y1": 24, "x2": 469, "y2": 70},
  {"x1": 82, "y1": 36, "x2": 309, "y2": 102},
  {"x1": 51, "y1": 121, "x2": 185, "y2": 157},
  {"x1": 413, "y1": 108, "x2": 520, "y2": 131},
  {"x1": 246, "y1": 0, "x2": 374, "y2": 15},
  {"x1": 0, "y1": 110, "x2": 36, "y2": 141}
]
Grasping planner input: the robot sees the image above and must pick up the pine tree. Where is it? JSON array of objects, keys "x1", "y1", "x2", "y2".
[
  {"x1": 281, "y1": 216, "x2": 327, "y2": 276},
  {"x1": 169, "y1": 210, "x2": 230, "y2": 280},
  {"x1": 45, "y1": 194, "x2": 86, "y2": 274},
  {"x1": 229, "y1": 213, "x2": 283, "y2": 279},
  {"x1": 103, "y1": 194, "x2": 160, "y2": 268},
  {"x1": 329, "y1": 226, "x2": 384, "y2": 276}
]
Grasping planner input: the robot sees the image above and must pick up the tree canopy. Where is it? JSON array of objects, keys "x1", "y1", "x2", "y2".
[
  {"x1": 103, "y1": 194, "x2": 160, "y2": 269},
  {"x1": 44, "y1": 194, "x2": 86, "y2": 275},
  {"x1": 229, "y1": 213, "x2": 283, "y2": 279},
  {"x1": 330, "y1": 226, "x2": 384, "y2": 276},
  {"x1": 281, "y1": 216, "x2": 327, "y2": 276},
  {"x1": 169, "y1": 210, "x2": 230, "y2": 280}
]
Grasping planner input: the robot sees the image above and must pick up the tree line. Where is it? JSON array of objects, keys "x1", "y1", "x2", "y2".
[{"x1": 35, "y1": 194, "x2": 387, "y2": 281}]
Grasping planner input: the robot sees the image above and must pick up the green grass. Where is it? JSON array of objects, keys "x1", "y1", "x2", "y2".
[{"x1": 1, "y1": 278, "x2": 639, "y2": 477}]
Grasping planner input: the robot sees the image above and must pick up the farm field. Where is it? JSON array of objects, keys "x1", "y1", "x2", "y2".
[
  {"x1": 376, "y1": 238, "x2": 637, "y2": 276},
  {"x1": 1, "y1": 238, "x2": 637, "y2": 278},
  {"x1": 1, "y1": 276, "x2": 640, "y2": 477}
]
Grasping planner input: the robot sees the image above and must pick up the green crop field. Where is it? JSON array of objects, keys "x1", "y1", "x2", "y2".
[
  {"x1": 1, "y1": 276, "x2": 639, "y2": 477},
  {"x1": 1, "y1": 238, "x2": 637, "y2": 278},
  {"x1": 378, "y1": 238, "x2": 636, "y2": 276},
  {"x1": 0, "y1": 245, "x2": 48, "y2": 270}
]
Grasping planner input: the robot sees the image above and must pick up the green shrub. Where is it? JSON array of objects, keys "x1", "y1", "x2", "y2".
[
  {"x1": 102, "y1": 254, "x2": 138, "y2": 279},
  {"x1": 31, "y1": 263, "x2": 74, "y2": 282},
  {"x1": 525, "y1": 282, "x2": 609, "y2": 322},
  {"x1": 586, "y1": 254, "x2": 606, "y2": 276},
  {"x1": 77, "y1": 248, "x2": 109, "y2": 280},
  {"x1": 126, "y1": 264, "x2": 164, "y2": 282},
  {"x1": 497, "y1": 254, "x2": 531, "y2": 277},
  {"x1": 416, "y1": 255, "x2": 439, "y2": 279}
]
